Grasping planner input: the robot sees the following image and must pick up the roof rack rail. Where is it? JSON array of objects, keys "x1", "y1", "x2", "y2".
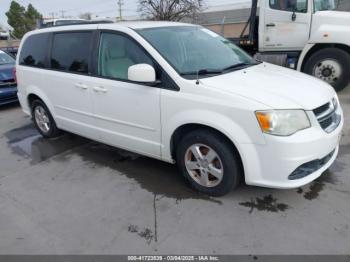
[{"x1": 38, "y1": 19, "x2": 114, "y2": 29}]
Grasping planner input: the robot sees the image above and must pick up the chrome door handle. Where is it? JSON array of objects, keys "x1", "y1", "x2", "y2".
[
  {"x1": 93, "y1": 86, "x2": 108, "y2": 93},
  {"x1": 266, "y1": 23, "x2": 276, "y2": 27},
  {"x1": 75, "y1": 83, "x2": 88, "y2": 90}
]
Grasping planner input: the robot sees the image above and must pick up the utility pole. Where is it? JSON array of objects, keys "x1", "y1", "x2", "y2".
[
  {"x1": 59, "y1": 10, "x2": 66, "y2": 18},
  {"x1": 117, "y1": 0, "x2": 124, "y2": 21},
  {"x1": 49, "y1": 12, "x2": 55, "y2": 19}
]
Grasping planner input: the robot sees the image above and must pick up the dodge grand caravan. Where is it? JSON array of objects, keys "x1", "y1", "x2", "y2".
[{"x1": 16, "y1": 22, "x2": 343, "y2": 196}]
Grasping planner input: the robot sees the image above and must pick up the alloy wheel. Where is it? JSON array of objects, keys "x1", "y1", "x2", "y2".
[
  {"x1": 34, "y1": 105, "x2": 51, "y2": 133},
  {"x1": 184, "y1": 144, "x2": 224, "y2": 188}
]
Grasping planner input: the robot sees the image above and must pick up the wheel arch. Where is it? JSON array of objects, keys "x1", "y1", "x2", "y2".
[
  {"x1": 299, "y1": 43, "x2": 350, "y2": 72},
  {"x1": 25, "y1": 87, "x2": 56, "y2": 120},
  {"x1": 169, "y1": 123, "x2": 245, "y2": 176}
]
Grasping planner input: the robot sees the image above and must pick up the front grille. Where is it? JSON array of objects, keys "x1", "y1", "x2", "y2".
[
  {"x1": 288, "y1": 149, "x2": 335, "y2": 180},
  {"x1": 313, "y1": 101, "x2": 341, "y2": 133},
  {"x1": 313, "y1": 102, "x2": 330, "y2": 116}
]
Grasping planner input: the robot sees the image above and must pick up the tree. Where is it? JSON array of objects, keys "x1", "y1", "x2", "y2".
[
  {"x1": 138, "y1": 0, "x2": 204, "y2": 22},
  {"x1": 6, "y1": 1, "x2": 42, "y2": 39},
  {"x1": 79, "y1": 12, "x2": 93, "y2": 20},
  {"x1": 5, "y1": 1, "x2": 26, "y2": 38},
  {"x1": 24, "y1": 4, "x2": 42, "y2": 32}
]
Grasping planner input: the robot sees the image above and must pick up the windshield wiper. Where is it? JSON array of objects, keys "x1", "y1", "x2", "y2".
[
  {"x1": 180, "y1": 68, "x2": 223, "y2": 76},
  {"x1": 180, "y1": 61, "x2": 261, "y2": 77},
  {"x1": 222, "y1": 62, "x2": 260, "y2": 72}
]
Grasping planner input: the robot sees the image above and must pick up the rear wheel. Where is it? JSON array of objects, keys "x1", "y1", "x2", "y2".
[
  {"x1": 303, "y1": 48, "x2": 350, "y2": 92},
  {"x1": 176, "y1": 129, "x2": 241, "y2": 196},
  {"x1": 31, "y1": 100, "x2": 61, "y2": 138}
]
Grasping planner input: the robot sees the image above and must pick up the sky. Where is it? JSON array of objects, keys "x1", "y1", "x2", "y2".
[{"x1": 0, "y1": 0, "x2": 245, "y2": 29}]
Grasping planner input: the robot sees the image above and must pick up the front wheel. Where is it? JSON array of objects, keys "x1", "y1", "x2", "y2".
[
  {"x1": 176, "y1": 129, "x2": 241, "y2": 196},
  {"x1": 303, "y1": 48, "x2": 350, "y2": 92}
]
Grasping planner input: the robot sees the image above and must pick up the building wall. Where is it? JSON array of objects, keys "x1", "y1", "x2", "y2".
[
  {"x1": 198, "y1": 6, "x2": 252, "y2": 38},
  {"x1": 205, "y1": 23, "x2": 248, "y2": 38},
  {"x1": 0, "y1": 40, "x2": 21, "y2": 48},
  {"x1": 337, "y1": 0, "x2": 350, "y2": 11}
]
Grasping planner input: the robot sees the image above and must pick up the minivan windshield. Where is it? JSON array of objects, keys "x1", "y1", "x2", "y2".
[
  {"x1": 137, "y1": 26, "x2": 257, "y2": 79},
  {"x1": 314, "y1": 0, "x2": 336, "y2": 12},
  {"x1": 0, "y1": 52, "x2": 15, "y2": 65}
]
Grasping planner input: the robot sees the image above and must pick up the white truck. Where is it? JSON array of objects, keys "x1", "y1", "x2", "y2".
[
  {"x1": 232, "y1": 0, "x2": 350, "y2": 91},
  {"x1": 0, "y1": 30, "x2": 10, "y2": 40}
]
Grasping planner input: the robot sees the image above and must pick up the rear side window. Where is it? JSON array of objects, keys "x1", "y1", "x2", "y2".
[
  {"x1": 50, "y1": 32, "x2": 92, "y2": 74},
  {"x1": 19, "y1": 33, "x2": 49, "y2": 68}
]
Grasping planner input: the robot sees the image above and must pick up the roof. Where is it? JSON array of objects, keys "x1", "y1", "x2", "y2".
[
  {"x1": 30, "y1": 21, "x2": 194, "y2": 35},
  {"x1": 108, "y1": 21, "x2": 193, "y2": 29}
]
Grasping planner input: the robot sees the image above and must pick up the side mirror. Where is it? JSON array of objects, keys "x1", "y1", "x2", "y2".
[
  {"x1": 289, "y1": 1, "x2": 297, "y2": 21},
  {"x1": 128, "y1": 64, "x2": 156, "y2": 83}
]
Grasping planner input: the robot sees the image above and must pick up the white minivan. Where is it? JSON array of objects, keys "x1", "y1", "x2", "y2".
[{"x1": 16, "y1": 22, "x2": 343, "y2": 196}]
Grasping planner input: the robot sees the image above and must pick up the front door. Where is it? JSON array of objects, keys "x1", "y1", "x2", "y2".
[
  {"x1": 262, "y1": 0, "x2": 312, "y2": 51},
  {"x1": 90, "y1": 31, "x2": 162, "y2": 158}
]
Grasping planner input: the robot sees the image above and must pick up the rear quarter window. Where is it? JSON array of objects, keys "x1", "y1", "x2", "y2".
[
  {"x1": 19, "y1": 33, "x2": 50, "y2": 68},
  {"x1": 50, "y1": 32, "x2": 92, "y2": 74}
]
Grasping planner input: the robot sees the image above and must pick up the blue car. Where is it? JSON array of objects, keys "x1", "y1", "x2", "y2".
[{"x1": 0, "y1": 50, "x2": 17, "y2": 105}]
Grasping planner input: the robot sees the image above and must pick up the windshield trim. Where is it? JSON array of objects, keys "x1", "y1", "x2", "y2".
[{"x1": 134, "y1": 26, "x2": 257, "y2": 80}]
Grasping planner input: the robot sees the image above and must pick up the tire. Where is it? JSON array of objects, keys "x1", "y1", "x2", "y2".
[
  {"x1": 303, "y1": 48, "x2": 350, "y2": 92},
  {"x1": 31, "y1": 99, "x2": 61, "y2": 138},
  {"x1": 176, "y1": 129, "x2": 241, "y2": 196}
]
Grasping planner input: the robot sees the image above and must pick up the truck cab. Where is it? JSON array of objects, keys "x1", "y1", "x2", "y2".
[
  {"x1": 0, "y1": 31, "x2": 10, "y2": 41},
  {"x1": 237, "y1": 0, "x2": 350, "y2": 91}
]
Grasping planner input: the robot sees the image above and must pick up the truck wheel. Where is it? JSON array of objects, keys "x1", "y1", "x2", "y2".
[
  {"x1": 176, "y1": 129, "x2": 241, "y2": 196},
  {"x1": 303, "y1": 48, "x2": 350, "y2": 92},
  {"x1": 31, "y1": 100, "x2": 61, "y2": 138}
]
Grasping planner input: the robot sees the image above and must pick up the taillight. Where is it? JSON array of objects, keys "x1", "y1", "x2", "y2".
[{"x1": 13, "y1": 67, "x2": 17, "y2": 84}]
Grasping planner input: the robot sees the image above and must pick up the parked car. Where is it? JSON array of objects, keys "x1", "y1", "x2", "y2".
[
  {"x1": 16, "y1": 22, "x2": 343, "y2": 196},
  {"x1": 0, "y1": 50, "x2": 17, "y2": 105}
]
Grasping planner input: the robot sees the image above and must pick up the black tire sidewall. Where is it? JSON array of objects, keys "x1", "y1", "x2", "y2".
[
  {"x1": 176, "y1": 130, "x2": 241, "y2": 196},
  {"x1": 31, "y1": 100, "x2": 60, "y2": 138},
  {"x1": 304, "y1": 48, "x2": 350, "y2": 92}
]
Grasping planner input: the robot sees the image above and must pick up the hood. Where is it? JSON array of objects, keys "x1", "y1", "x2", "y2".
[
  {"x1": 0, "y1": 63, "x2": 15, "y2": 81},
  {"x1": 200, "y1": 63, "x2": 335, "y2": 110}
]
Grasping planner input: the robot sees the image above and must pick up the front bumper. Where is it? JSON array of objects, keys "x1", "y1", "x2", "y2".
[
  {"x1": 240, "y1": 109, "x2": 343, "y2": 189},
  {"x1": 0, "y1": 86, "x2": 18, "y2": 106}
]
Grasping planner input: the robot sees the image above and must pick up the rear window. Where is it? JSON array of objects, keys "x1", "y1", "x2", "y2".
[
  {"x1": 19, "y1": 33, "x2": 49, "y2": 68},
  {"x1": 50, "y1": 32, "x2": 92, "y2": 74}
]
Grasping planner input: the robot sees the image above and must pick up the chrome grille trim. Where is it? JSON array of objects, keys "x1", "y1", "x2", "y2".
[{"x1": 313, "y1": 100, "x2": 341, "y2": 133}]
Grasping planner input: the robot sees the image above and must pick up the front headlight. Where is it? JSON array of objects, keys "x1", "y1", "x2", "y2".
[{"x1": 255, "y1": 110, "x2": 311, "y2": 136}]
